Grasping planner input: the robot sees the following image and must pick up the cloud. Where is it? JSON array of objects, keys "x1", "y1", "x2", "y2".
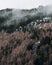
[{"x1": 0, "y1": 0, "x2": 52, "y2": 9}]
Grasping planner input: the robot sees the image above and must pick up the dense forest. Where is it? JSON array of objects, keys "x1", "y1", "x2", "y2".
[{"x1": 0, "y1": 6, "x2": 52, "y2": 65}]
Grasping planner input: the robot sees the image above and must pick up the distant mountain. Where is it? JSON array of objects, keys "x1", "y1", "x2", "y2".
[{"x1": 0, "y1": 5, "x2": 52, "y2": 27}]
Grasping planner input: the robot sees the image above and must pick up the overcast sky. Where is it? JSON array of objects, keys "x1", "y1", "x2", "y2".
[{"x1": 0, "y1": 0, "x2": 52, "y2": 10}]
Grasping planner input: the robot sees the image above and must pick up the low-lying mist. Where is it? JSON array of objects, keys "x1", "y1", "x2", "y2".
[{"x1": 0, "y1": 5, "x2": 52, "y2": 26}]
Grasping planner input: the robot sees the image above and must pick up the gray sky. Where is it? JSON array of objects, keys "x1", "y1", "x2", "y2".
[{"x1": 0, "y1": 0, "x2": 52, "y2": 10}]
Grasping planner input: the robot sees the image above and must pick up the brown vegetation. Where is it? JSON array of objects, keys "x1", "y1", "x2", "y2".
[{"x1": 0, "y1": 23, "x2": 52, "y2": 65}]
